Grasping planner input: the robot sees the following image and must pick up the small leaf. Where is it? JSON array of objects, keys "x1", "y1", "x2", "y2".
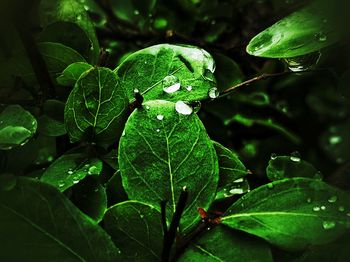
[
  {"x1": 119, "y1": 100, "x2": 219, "y2": 232},
  {"x1": 40, "y1": 153, "x2": 102, "y2": 191},
  {"x1": 115, "y1": 44, "x2": 216, "y2": 102},
  {"x1": 179, "y1": 226, "x2": 273, "y2": 262},
  {"x1": 0, "y1": 177, "x2": 120, "y2": 260},
  {"x1": 213, "y1": 141, "x2": 248, "y2": 199},
  {"x1": 64, "y1": 67, "x2": 128, "y2": 147},
  {"x1": 104, "y1": 201, "x2": 163, "y2": 261},
  {"x1": 0, "y1": 105, "x2": 37, "y2": 150},
  {"x1": 246, "y1": 4, "x2": 340, "y2": 58},
  {"x1": 221, "y1": 178, "x2": 350, "y2": 250},
  {"x1": 57, "y1": 62, "x2": 93, "y2": 86},
  {"x1": 266, "y1": 155, "x2": 320, "y2": 181}
]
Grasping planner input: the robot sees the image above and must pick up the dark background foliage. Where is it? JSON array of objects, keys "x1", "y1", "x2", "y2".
[{"x1": 1, "y1": 0, "x2": 350, "y2": 261}]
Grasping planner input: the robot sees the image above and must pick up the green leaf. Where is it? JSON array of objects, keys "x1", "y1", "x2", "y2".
[
  {"x1": 0, "y1": 105, "x2": 37, "y2": 150},
  {"x1": 57, "y1": 62, "x2": 93, "y2": 86},
  {"x1": 37, "y1": 115, "x2": 67, "y2": 137},
  {"x1": 221, "y1": 178, "x2": 350, "y2": 250},
  {"x1": 0, "y1": 176, "x2": 119, "y2": 260},
  {"x1": 64, "y1": 67, "x2": 128, "y2": 147},
  {"x1": 39, "y1": 0, "x2": 100, "y2": 63},
  {"x1": 11, "y1": 42, "x2": 86, "y2": 84},
  {"x1": 213, "y1": 141, "x2": 248, "y2": 198},
  {"x1": 213, "y1": 53, "x2": 243, "y2": 92},
  {"x1": 70, "y1": 176, "x2": 107, "y2": 223},
  {"x1": 266, "y1": 155, "x2": 320, "y2": 181},
  {"x1": 115, "y1": 44, "x2": 217, "y2": 102},
  {"x1": 179, "y1": 226, "x2": 273, "y2": 262},
  {"x1": 119, "y1": 100, "x2": 219, "y2": 232},
  {"x1": 246, "y1": 4, "x2": 340, "y2": 58},
  {"x1": 40, "y1": 153, "x2": 102, "y2": 192},
  {"x1": 104, "y1": 200, "x2": 163, "y2": 261}
]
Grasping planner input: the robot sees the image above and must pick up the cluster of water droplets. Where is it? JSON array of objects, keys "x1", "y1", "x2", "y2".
[
  {"x1": 222, "y1": 178, "x2": 250, "y2": 198},
  {"x1": 57, "y1": 164, "x2": 100, "y2": 189}
]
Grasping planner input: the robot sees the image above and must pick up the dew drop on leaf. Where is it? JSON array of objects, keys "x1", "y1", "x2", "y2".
[
  {"x1": 156, "y1": 115, "x2": 164, "y2": 121},
  {"x1": 267, "y1": 183, "x2": 274, "y2": 189},
  {"x1": 290, "y1": 151, "x2": 301, "y2": 162},
  {"x1": 175, "y1": 101, "x2": 193, "y2": 115},
  {"x1": 328, "y1": 195, "x2": 338, "y2": 203},
  {"x1": 270, "y1": 153, "x2": 277, "y2": 160},
  {"x1": 313, "y1": 206, "x2": 320, "y2": 211},
  {"x1": 208, "y1": 87, "x2": 219, "y2": 99},
  {"x1": 322, "y1": 221, "x2": 336, "y2": 230},
  {"x1": 88, "y1": 166, "x2": 99, "y2": 175},
  {"x1": 320, "y1": 205, "x2": 326, "y2": 210},
  {"x1": 58, "y1": 180, "x2": 65, "y2": 188},
  {"x1": 156, "y1": 129, "x2": 160, "y2": 132},
  {"x1": 329, "y1": 136, "x2": 342, "y2": 145},
  {"x1": 186, "y1": 86, "x2": 193, "y2": 91},
  {"x1": 67, "y1": 170, "x2": 74, "y2": 175},
  {"x1": 162, "y1": 75, "x2": 181, "y2": 94},
  {"x1": 315, "y1": 32, "x2": 327, "y2": 42},
  {"x1": 338, "y1": 206, "x2": 345, "y2": 212}
]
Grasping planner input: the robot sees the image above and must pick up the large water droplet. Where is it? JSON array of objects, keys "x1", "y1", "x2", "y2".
[
  {"x1": 208, "y1": 87, "x2": 219, "y2": 99},
  {"x1": 229, "y1": 188, "x2": 245, "y2": 194},
  {"x1": 283, "y1": 52, "x2": 321, "y2": 72},
  {"x1": 175, "y1": 101, "x2": 193, "y2": 115},
  {"x1": 157, "y1": 115, "x2": 164, "y2": 121},
  {"x1": 162, "y1": 75, "x2": 181, "y2": 94},
  {"x1": 322, "y1": 220, "x2": 336, "y2": 230},
  {"x1": 328, "y1": 195, "x2": 337, "y2": 203}
]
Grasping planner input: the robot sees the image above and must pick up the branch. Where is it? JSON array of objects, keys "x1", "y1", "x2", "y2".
[{"x1": 162, "y1": 187, "x2": 188, "y2": 262}]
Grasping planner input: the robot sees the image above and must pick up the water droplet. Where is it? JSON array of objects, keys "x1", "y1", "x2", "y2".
[
  {"x1": 321, "y1": 205, "x2": 326, "y2": 210},
  {"x1": 58, "y1": 180, "x2": 65, "y2": 188},
  {"x1": 122, "y1": 130, "x2": 126, "y2": 137},
  {"x1": 315, "y1": 32, "x2": 327, "y2": 42},
  {"x1": 157, "y1": 115, "x2": 164, "y2": 121},
  {"x1": 290, "y1": 151, "x2": 301, "y2": 162},
  {"x1": 229, "y1": 188, "x2": 245, "y2": 194},
  {"x1": 338, "y1": 206, "x2": 345, "y2": 212},
  {"x1": 270, "y1": 153, "x2": 277, "y2": 160},
  {"x1": 162, "y1": 75, "x2": 180, "y2": 94},
  {"x1": 67, "y1": 170, "x2": 74, "y2": 175},
  {"x1": 118, "y1": 250, "x2": 122, "y2": 254},
  {"x1": 233, "y1": 178, "x2": 244, "y2": 183},
  {"x1": 307, "y1": 198, "x2": 312, "y2": 203},
  {"x1": 186, "y1": 86, "x2": 193, "y2": 91},
  {"x1": 313, "y1": 206, "x2": 320, "y2": 211},
  {"x1": 140, "y1": 214, "x2": 144, "y2": 218},
  {"x1": 322, "y1": 221, "x2": 336, "y2": 230},
  {"x1": 283, "y1": 52, "x2": 321, "y2": 72},
  {"x1": 47, "y1": 156, "x2": 54, "y2": 162},
  {"x1": 77, "y1": 14, "x2": 82, "y2": 20},
  {"x1": 347, "y1": 213, "x2": 350, "y2": 217},
  {"x1": 175, "y1": 101, "x2": 193, "y2": 115},
  {"x1": 134, "y1": 88, "x2": 140, "y2": 94},
  {"x1": 208, "y1": 87, "x2": 219, "y2": 99},
  {"x1": 328, "y1": 196, "x2": 337, "y2": 203},
  {"x1": 156, "y1": 129, "x2": 160, "y2": 132},
  {"x1": 88, "y1": 166, "x2": 99, "y2": 175},
  {"x1": 134, "y1": 9, "x2": 140, "y2": 15},
  {"x1": 73, "y1": 178, "x2": 79, "y2": 184},
  {"x1": 94, "y1": 187, "x2": 99, "y2": 192},
  {"x1": 329, "y1": 136, "x2": 342, "y2": 145},
  {"x1": 145, "y1": 105, "x2": 150, "y2": 110},
  {"x1": 267, "y1": 183, "x2": 274, "y2": 189}
]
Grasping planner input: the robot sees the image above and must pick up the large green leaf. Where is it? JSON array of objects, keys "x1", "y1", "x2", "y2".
[
  {"x1": 118, "y1": 100, "x2": 219, "y2": 232},
  {"x1": 246, "y1": 4, "x2": 340, "y2": 58},
  {"x1": 64, "y1": 67, "x2": 128, "y2": 147},
  {"x1": 39, "y1": 0, "x2": 99, "y2": 63},
  {"x1": 0, "y1": 176, "x2": 119, "y2": 260},
  {"x1": 104, "y1": 201, "x2": 163, "y2": 261},
  {"x1": 266, "y1": 155, "x2": 320, "y2": 181},
  {"x1": 0, "y1": 105, "x2": 37, "y2": 150},
  {"x1": 179, "y1": 226, "x2": 273, "y2": 262},
  {"x1": 40, "y1": 153, "x2": 102, "y2": 192},
  {"x1": 114, "y1": 44, "x2": 217, "y2": 102},
  {"x1": 221, "y1": 178, "x2": 350, "y2": 250}
]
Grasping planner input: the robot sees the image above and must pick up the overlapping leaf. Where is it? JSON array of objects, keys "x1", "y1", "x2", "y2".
[
  {"x1": 221, "y1": 178, "x2": 350, "y2": 250},
  {"x1": 64, "y1": 67, "x2": 128, "y2": 147},
  {"x1": 114, "y1": 44, "x2": 217, "y2": 102},
  {"x1": 104, "y1": 201, "x2": 163, "y2": 261},
  {"x1": 0, "y1": 176, "x2": 120, "y2": 261},
  {"x1": 118, "y1": 100, "x2": 219, "y2": 232}
]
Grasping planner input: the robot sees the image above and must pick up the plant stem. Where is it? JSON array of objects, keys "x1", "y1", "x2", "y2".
[
  {"x1": 161, "y1": 200, "x2": 168, "y2": 236},
  {"x1": 161, "y1": 187, "x2": 188, "y2": 262}
]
